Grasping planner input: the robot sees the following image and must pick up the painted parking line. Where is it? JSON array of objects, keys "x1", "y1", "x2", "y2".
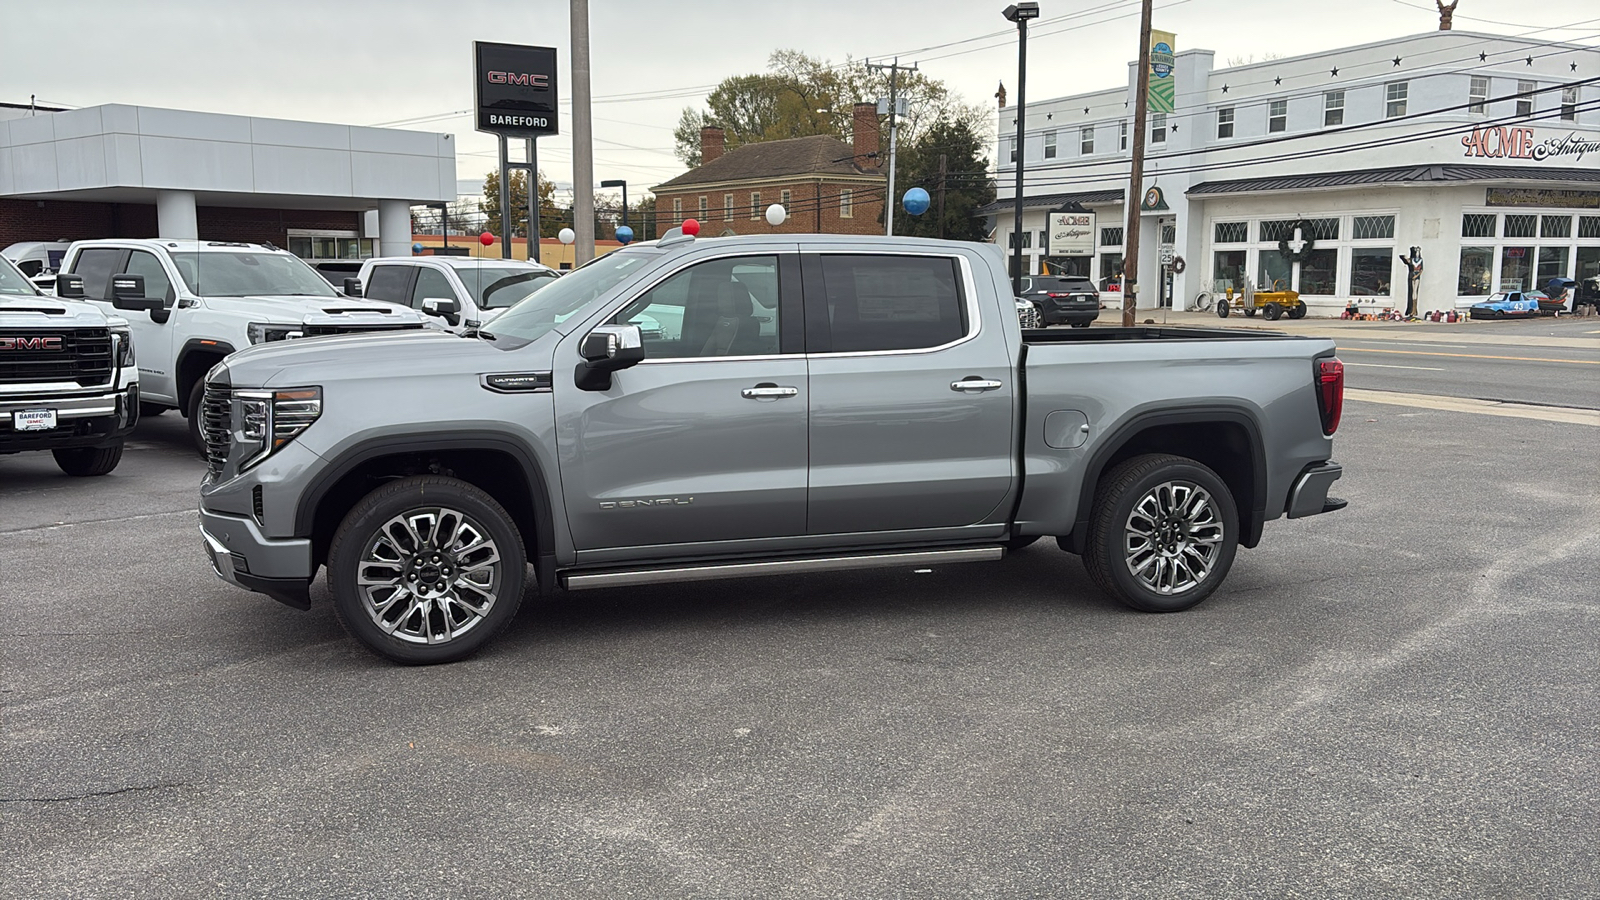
[
  {"x1": 1340, "y1": 346, "x2": 1600, "y2": 365},
  {"x1": 1345, "y1": 389, "x2": 1600, "y2": 427},
  {"x1": 1344, "y1": 362, "x2": 1446, "y2": 371}
]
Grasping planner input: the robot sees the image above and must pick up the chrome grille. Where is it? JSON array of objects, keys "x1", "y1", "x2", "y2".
[{"x1": 202, "y1": 383, "x2": 232, "y2": 477}]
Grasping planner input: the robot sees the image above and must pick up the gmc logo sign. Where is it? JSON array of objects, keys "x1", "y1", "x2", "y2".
[
  {"x1": 0, "y1": 336, "x2": 62, "y2": 351},
  {"x1": 486, "y1": 71, "x2": 550, "y2": 88}
]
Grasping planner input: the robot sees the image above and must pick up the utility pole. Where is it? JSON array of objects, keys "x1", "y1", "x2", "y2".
[
  {"x1": 498, "y1": 134, "x2": 512, "y2": 259},
  {"x1": 570, "y1": 0, "x2": 595, "y2": 264},
  {"x1": 526, "y1": 138, "x2": 540, "y2": 263},
  {"x1": 937, "y1": 153, "x2": 948, "y2": 240},
  {"x1": 1003, "y1": 4, "x2": 1038, "y2": 298},
  {"x1": 867, "y1": 58, "x2": 917, "y2": 236},
  {"x1": 1123, "y1": 0, "x2": 1153, "y2": 327}
]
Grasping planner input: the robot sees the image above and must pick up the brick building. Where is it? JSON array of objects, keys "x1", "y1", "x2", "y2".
[{"x1": 653, "y1": 103, "x2": 886, "y2": 235}]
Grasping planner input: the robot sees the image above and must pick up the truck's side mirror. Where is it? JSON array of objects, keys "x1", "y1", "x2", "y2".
[
  {"x1": 575, "y1": 324, "x2": 645, "y2": 391},
  {"x1": 343, "y1": 277, "x2": 363, "y2": 298},
  {"x1": 110, "y1": 274, "x2": 163, "y2": 312},
  {"x1": 55, "y1": 273, "x2": 86, "y2": 298},
  {"x1": 420, "y1": 297, "x2": 460, "y2": 324}
]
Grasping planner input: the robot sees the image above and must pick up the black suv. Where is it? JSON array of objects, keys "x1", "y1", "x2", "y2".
[{"x1": 1020, "y1": 276, "x2": 1100, "y2": 327}]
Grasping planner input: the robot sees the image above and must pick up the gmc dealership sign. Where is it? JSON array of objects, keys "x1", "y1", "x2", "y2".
[{"x1": 475, "y1": 41, "x2": 559, "y2": 137}]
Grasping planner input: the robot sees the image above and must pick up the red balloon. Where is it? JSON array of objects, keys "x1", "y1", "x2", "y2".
[
  {"x1": 681, "y1": 218, "x2": 700, "y2": 237},
  {"x1": 479, "y1": 232, "x2": 495, "y2": 246}
]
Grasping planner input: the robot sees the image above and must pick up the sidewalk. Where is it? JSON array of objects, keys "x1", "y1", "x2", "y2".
[{"x1": 1094, "y1": 307, "x2": 1600, "y2": 350}]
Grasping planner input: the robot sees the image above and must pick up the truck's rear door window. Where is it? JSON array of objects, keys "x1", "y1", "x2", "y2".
[{"x1": 818, "y1": 255, "x2": 966, "y2": 352}]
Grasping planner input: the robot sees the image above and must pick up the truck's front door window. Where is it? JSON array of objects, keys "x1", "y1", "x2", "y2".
[
  {"x1": 612, "y1": 255, "x2": 782, "y2": 358},
  {"x1": 818, "y1": 255, "x2": 967, "y2": 352},
  {"x1": 71, "y1": 248, "x2": 124, "y2": 300},
  {"x1": 124, "y1": 251, "x2": 174, "y2": 305},
  {"x1": 410, "y1": 267, "x2": 456, "y2": 310}
]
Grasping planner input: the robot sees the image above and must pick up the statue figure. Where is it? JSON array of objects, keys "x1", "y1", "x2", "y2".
[{"x1": 1437, "y1": 0, "x2": 1458, "y2": 30}]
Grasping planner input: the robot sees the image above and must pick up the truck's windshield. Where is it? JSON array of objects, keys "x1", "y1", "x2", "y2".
[
  {"x1": 170, "y1": 252, "x2": 339, "y2": 298},
  {"x1": 488, "y1": 249, "x2": 662, "y2": 344},
  {"x1": 0, "y1": 256, "x2": 41, "y2": 296},
  {"x1": 463, "y1": 267, "x2": 560, "y2": 310}
]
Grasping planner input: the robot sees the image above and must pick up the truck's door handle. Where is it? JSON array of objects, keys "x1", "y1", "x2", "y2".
[
  {"x1": 741, "y1": 383, "x2": 799, "y2": 399},
  {"x1": 951, "y1": 378, "x2": 1004, "y2": 392}
]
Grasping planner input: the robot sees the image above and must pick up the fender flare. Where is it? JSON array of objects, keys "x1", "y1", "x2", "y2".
[
  {"x1": 1068, "y1": 406, "x2": 1268, "y2": 552},
  {"x1": 294, "y1": 430, "x2": 558, "y2": 594},
  {"x1": 176, "y1": 338, "x2": 237, "y2": 402}
]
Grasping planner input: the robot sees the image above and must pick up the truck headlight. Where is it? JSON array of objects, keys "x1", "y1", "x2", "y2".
[
  {"x1": 234, "y1": 387, "x2": 321, "y2": 470},
  {"x1": 110, "y1": 326, "x2": 134, "y2": 366},
  {"x1": 247, "y1": 322, "x2": 303, "y2": 344}
]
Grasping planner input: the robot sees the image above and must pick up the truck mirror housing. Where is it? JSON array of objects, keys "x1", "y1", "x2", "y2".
[
  {"x1": 421, "y1": 297, "x2": 460, "y2": 320},
  {"x1": 55, "y1": 273, "x2": 86, "y2": 298},
  {"x1": 110, "y1": 274, "x2": 163, "y2": 311},
  {"x1": 575, "y1": 324, "x2": 645, "y2": 391},
  {"x1": 343, "y1": 277, "x2": 363, "y2": 298}
]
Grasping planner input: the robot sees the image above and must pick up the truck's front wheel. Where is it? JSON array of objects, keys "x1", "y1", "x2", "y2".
[
  {"x1": 328, "y1": 476, "x2": 526, "y2": 665},
  {"x1": 53, "y1": 443, "x2": 124, "y2": 477},
  {"x1": 1082, "y1": 454, "x2": 1238, "y2": 613}
]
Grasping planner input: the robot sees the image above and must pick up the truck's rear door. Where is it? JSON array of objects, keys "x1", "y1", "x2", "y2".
[{"x1": 800, "y1": 249, "x2": 1015, "y2": 535}]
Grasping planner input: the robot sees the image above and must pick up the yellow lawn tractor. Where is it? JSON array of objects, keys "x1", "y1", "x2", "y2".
[{"x1": 1216, "y1": 279, "x2": 1308, "y2": 321}]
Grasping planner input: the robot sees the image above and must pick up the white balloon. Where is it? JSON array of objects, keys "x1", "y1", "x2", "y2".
[
  {"x1": 765, "y1": 204, "x2": 787, "y2": 227},
  {"x1": 558, "y1": 227, "x2": 576, "y2": 245}
]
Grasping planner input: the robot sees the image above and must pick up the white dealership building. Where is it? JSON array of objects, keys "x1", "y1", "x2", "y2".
[{"x1": 987, "y1": 29, "x2": 1600, "y2": 314}]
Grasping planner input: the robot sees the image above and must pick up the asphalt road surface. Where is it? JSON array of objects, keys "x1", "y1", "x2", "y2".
[{"x1": 2, "y1": 330, "x2": 1597, "y2": 898}]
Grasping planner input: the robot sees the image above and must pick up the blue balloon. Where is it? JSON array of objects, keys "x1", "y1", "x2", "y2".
[
  {"x1": 615, "y1": 225, "x2": 634, "y2": 245},
  {"x1": 411, "y1": 243, "x2": 423, "y2": 254},
  {"x1": 902, "y1": 187, "x2": 931, "y2": 216}
]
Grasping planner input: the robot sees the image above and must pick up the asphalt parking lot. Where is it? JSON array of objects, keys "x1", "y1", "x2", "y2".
[{"x1": 3, "y1": 328, "x2": 1598, "y2": 898}]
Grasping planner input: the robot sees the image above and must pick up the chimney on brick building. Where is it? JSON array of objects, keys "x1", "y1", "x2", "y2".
[
  {"x1": 852, "y1": 103, "x2": 880, "y2": 169},
  {"x1": 700, "y1": 125, "x2": 726, "y2": 164}
]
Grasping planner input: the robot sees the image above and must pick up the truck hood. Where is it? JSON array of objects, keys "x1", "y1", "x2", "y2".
[
  {"x1": 0, "y1": 295, "x2": 123, "y2": 328},
  {"x1": 203, "y1": 294, "x2": 428, "y2": 326},
  {"x1": 215, "y1": 327, "x2": 561, "y2": 389}
]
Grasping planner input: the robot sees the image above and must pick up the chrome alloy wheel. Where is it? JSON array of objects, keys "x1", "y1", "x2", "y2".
[
  {"x1": 1122, "y1": 480, "x2": 1225, "y2": 596},
  {"x1": 356, "y1": 507, "x2": 503, "y2": 645}
]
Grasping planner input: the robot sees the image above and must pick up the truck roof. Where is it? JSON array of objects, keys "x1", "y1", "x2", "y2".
[
  {"x1": 68, "y1": 239, "x2": 291, "y2": 255},
  {"x1": 366, "y1": 255, "x2": 556, "y2": 273}
]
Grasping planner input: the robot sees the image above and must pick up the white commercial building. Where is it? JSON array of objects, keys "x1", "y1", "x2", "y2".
[
  {"x1": 988, "y1": 30, "x2": 1600, "y2": 314},
  {"x1": 0, "y1": 103, "x2": 455, "y2": 260}
]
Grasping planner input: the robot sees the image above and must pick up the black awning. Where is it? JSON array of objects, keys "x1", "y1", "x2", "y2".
[
  {"x1": 1188, "y1": 164, "x2": 1600, "y2": 195},
  {"x1": 978, "y1": 189, "x2": 1125, "y2": 216}
]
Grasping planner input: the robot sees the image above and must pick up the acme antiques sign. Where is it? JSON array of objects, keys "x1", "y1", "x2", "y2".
[
  {"x1": 1485, "y1": 188, "x2": 1600, "y2": 209},
  {"x1": 1460, "y1": 126, "x2": 1600, "y2": 163}
]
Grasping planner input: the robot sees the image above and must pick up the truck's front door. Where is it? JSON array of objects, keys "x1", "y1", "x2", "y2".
[
  {"x1": 555, "y1": 251, "x2": 809, "y2": 556},
  {"x1": 800, "y1": 250, "x2": 1016, "y2": 536}
]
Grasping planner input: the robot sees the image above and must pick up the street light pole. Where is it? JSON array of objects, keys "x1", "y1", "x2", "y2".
[{"x1": 1003, "y1": 3, "x2": 1039, "y2": 298}]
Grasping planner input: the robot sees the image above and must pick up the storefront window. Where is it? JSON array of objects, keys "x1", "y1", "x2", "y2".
[
  {"x1": 1100, "y1": 226, "x2": 1123, "y2": 246},
  {"x1": 1576, "y1": 247, "x2": 1600, "y2": 282},
  {"x1": 1537, "y1": 246, "x2": 1569, "y2": 286},
  {"x1": 1351, "y1": 248, "x2": 1393, "y2": 296},
  {"x1": 1579, "y1": 216, "x2": 1600, "y2": 239},
  {"x1": 1458, "y1": 247, "x2": 1493, "y2": 295},
  {"x1": 1504, "y1": 215, "x2": 1536, "y2": 239},
  {"x1": 1214, "y1": 221, "x2": 1247, "y2": 243},
  {"x1": 1258, "y1": 249, "x2": 1291, "y2": 292},
  {"x1": 1299, "y1": 249, "x2": 1338, "y2": 295},
  {"x1": 1541, "y1": 215, "x2": 1572, "y2": 238},
  {"x1": 1099, "y1": 253, "x2": 1124, "y2": 288},
  {"x1": 1499, "y1": 246, "x2": 1533, "y2": 290},
  {"x1": 1352, "y1": 216, "x2": 1395, "y2": 240},
  {"x1": 1462, "y1": 214, "x2": 1496, "y2": 238},
  {"x1": 1213, "y1": 250, "x2": 1247, "y2": 292}
]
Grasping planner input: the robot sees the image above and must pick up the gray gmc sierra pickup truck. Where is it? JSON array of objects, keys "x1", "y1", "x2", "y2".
[{"x1": 199, "y1": 232, "x2": 1346, "y2": 664}]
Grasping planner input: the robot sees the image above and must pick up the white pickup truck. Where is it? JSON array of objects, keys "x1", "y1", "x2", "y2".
[{"x1": 58, "y1": 239, "x2": 427, "y2": 452}]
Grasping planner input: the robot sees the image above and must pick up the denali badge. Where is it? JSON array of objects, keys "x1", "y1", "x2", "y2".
[
  {"x1": 0, "y1": 336, "x2": 63, "y2": 351},
  {"x1": 600, "y1": 497, "x2": 694, "y2": 510}
]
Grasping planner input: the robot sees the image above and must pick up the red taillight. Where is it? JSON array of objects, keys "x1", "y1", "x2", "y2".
[
  {"x1": 1316, "y1": 357, "x2": 1344, "y2": 435},
  {"x1": 1047, "y1": 292, "x2": 1069, "y2": 298}
]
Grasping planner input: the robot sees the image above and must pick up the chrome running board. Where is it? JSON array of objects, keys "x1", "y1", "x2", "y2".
[{"x1": 560, "y1": 546, "x2": 1005, "y2": 591}]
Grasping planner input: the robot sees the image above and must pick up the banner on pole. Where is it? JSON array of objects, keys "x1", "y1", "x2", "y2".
[{"x1": 1148, "y1": 30, "x2": 1176, "y2": 114}]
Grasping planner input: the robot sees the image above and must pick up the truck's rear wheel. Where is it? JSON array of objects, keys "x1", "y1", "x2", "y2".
[
  {"x1": 1082, "y1": 453, "x2": 1238, "y2": 613},
  {"x1": 328, "y1": 475, "x2": 526, "y2": 665},
  {"x1": 52, "y1": 443, "x2": 124, "y2": 477}
]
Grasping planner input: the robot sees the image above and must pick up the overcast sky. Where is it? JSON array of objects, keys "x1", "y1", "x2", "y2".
[{"x1": 7, "y1": 0, "x2": 1597, "y2": 201}]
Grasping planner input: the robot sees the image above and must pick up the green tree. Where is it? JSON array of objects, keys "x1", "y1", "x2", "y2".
[
  {"x1": 481, "y1": 169, "x2": 563, "y2": 239},
  {"x1": 888, "y1": 116, "x2": 995, "y2": 242}
]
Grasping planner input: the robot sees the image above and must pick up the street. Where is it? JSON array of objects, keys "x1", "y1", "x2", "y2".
[{"x1": 2, "y1": 320, "x2": 1598, "y2": 898}]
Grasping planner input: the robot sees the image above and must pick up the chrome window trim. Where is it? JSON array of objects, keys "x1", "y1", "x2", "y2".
[{"x1": 803, "y1": 250, "x2": 983, "y2": 360}]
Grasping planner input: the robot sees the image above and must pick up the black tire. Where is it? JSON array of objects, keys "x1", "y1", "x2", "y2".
[
  {"x1": 52, "y1": 443, "x2": 124, "y2": 477},
  {"x1": 185, "y1": 380, "x2": 207, "y2": 457},
  {"x1": 1263, "y1": 303, "x2": 1282, "y2": 321},
  {"x1": 139, "y1": 402, "x2": 167, "y2": 417},
  {"x1": 328, "y1": 475, "x2": 527, "y2": 665},
  {"x1": 1289, "y1": 301, "x2": 1308, "y2": 319},
  {"x1": 1243, "y1": 307, "x2": 1257, "y2": 318},
  {"x1": 1004, "y1": 534, "x2": 1041, "y2": 552},
  {"x1": 1081, "y1": 453, "x2": 1239, "y2": 613},
  {"x1": 1216, "y1": 303, "x2": 1230, "y2": 319}
]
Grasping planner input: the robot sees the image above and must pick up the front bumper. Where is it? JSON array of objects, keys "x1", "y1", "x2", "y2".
[
  {"x1": 199, "y1": 507, "x2": 314, "y2": 610},
  {"x1": 1286, "y1": 461, "x2": 1347, "y2": 518},
  {"x1": 0, "y1": 384, "x2": 138, "y2": 452}
]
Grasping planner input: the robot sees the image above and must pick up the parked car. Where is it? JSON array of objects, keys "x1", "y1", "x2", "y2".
[
  {"x1": 3, "y1": 240, "x2": 74, "y2": 294},
  {"x1": 1469, "y1": 291, "x2": 1544, "y2": 319},
  {"x1": 1020, "y1": 275, "x2": 1099, "y2": 327},
  {"x1": 357, "y1": 256, "x2": 561, "y2": 335},
  {"x1": 199, "y1": 232, "x2": 1348, "y2": 664},
  {"x1": 58, "y1": 239, "x2": 429, "y2": 453},
  {"x1": 0, "y1": 254, "x2": 140, "y2": 476}
]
